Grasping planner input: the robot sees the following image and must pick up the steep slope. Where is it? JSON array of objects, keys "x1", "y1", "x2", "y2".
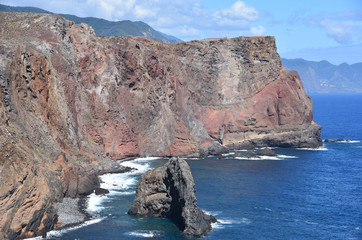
[
  {"x1": 282, "y1": 58, "x2": 362, "y2": 93},
  {"x1": 0, "y1": 12, "x2": 321, "y2": 239},
  {"x1": 0, "y1": 3, "x2": 182, "y2": 43}
]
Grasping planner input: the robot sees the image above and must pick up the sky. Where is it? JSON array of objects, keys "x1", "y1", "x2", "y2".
[{"x1": 2, "y1": 0, "x2": 362, "y2": 64}]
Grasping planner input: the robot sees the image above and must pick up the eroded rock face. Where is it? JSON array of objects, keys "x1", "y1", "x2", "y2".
[
  {"x1": 0, "y1": 12, "x2": 321, "y2": 238},
  {"x1": 128, "y1": 157, "x2": 216, "y2": 238}
]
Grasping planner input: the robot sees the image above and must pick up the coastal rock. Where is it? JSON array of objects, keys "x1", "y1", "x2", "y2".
[
  {"x1": 94, "y1": 187, "x2": 109, "y2": 195},
  {"x1": 324, "y1": 139, "x2": 351, "y2": 142},
  {"x1": 0, "y1": 12, "x2": 321, "y2": 238},
  {"x1": 257, "y1": 148, "x2": 277, "y2": 156},
  {"x1": 128, "y1": 157, "x2": 217, "y2": 238}
]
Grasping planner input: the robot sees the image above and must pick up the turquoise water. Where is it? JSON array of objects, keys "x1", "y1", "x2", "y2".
[{"x1": 47, "y1": 94, "x2": 362, "y2": 239}]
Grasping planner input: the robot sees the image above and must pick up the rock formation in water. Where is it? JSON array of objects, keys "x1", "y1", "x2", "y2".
[
  {"x1": 0, "y1": 12, "x2": 321, "y2": 238},
  {"x1": 324, "y1": 139, "x2": 351, "y2": 143},
  {"x1": 128, "y1": 157, "x2": 217, "y2": 238},
  {"x1": 257, "y1": 148, "x2": 277, "y2": 156}
]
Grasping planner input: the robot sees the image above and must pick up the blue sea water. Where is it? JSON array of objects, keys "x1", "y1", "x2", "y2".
[{"x1": 47, "y1": 94, "x2": 362, "y2": 240}]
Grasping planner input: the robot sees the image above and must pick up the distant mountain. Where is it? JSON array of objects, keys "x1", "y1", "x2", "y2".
[
  {"x1": 282, "y1": 58, "x2": 362, "y2": 93},
  {"x1": 0, "y1": 4, "x2": 182, "y2": 43}
]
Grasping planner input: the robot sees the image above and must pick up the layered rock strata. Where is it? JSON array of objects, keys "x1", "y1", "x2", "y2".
[
  {"x1": 0, "y1": 12, "x2": 321, "y2": 238},
  {"x1": 128, "y1": 157, "x2": 217, "y2": 238}
]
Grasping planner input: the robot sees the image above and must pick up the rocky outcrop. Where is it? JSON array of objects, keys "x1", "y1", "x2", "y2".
[
  {"x1": 257, "y1": 148, "x2": 277, "y2": 156},
  {"x1": 128, "y1": 157, "x2": 216, "y2": 238},
  {"x1": 324, "y1": 139, "x2": 351, "y2": 142},
  {"x1": 0, "y1": 12, "x2": 321, "y2": 238}
]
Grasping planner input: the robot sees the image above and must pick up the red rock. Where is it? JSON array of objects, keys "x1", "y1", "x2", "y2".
[{"x1": 0, "y1": 12, "x2": 321, "y2": 238}]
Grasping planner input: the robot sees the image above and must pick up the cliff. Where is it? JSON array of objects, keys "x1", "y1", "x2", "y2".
[{"x1": 0, "y1": 12, "x2": 321, "y2": 238}]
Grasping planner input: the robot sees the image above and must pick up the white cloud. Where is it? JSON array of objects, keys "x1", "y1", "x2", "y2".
[
  {"x1": 320, "y1": 20, "x2": 360, "y2": 44},
  {"x1": 221, "y1": 1, "x2": 259, "y2": 21},
  {"x1": 134, "y1": 5, "x2": 159, "y2": 19},
  {"x1": 250, "y1": 26, "x2": 266, "y2": 35},
  {"x1": 313, "y1": 11, "x2": 362, "y2": 44}
]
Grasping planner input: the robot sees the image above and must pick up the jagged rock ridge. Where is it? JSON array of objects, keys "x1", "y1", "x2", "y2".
[
  {"x1": 128, "y1": 157, "x2": 217, "y2": 238},
  {"x1": 0, "y1": 12, "x2": 321, "y2": 238}
]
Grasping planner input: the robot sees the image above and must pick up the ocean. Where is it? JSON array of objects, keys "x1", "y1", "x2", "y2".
[{"x1": 43, "y1": 93, "x2": 362, "y2": 240}]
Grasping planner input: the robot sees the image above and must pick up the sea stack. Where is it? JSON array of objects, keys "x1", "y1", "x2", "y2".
[{"x1": 128, "y1": 157, "x2": 217, "y2": 238}]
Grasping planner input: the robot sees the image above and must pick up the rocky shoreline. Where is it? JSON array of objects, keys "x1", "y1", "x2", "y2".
[
  {"x1": 53, "y1": 197, "x2": 91, "y2": 230},
  {"x1": 50, "y1": 158, "x2": 136, "y2": 235},
  {"x1": 51, "y1": 148, "x2": 300, "y2": 238}
]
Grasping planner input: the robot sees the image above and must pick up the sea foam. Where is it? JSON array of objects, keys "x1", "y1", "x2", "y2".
[
  {"x1": 235, "y1": 154, "x2": 298, "y2": 161},
  {"x1": 29, "y1": 218, "x2": 105, "y2": 239},
  {"x1": 126, "y1": 230, "x2": 163, "y2": 238},
  {"x1": 87, "y1": 158, "x2": 155, "y2": 213},
  {"x1": 297, "y1": 146, "x2": 328, "y2": 151},
  {"x1": 339, "y1": 140, "x2": 360, "y2": 143},
  {"x1": 212, "y1": 217, "x2": 251, "y2": 229}
]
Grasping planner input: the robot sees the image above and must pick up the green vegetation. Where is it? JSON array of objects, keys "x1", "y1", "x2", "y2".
[{"x1": 87, "y1": 138, "x2": 98, "y2": 145}]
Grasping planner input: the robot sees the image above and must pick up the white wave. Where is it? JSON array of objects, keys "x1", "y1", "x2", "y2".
[
  {"x1": 304, "y1": 220, "x2": 318, "y2": 225},
  {"x1": 126, "y1": 230, "x2": 163, "y2": 238},
  {"x1": 184, "y1": 157, "x2": 201, "y2": 160},
  {"x1": 217, "y1": 217, "x2": 251, "y2": 225},
  {"x1": 133, "y1": 156, "x2": 162, "y2": 161},
  {"x1": 218, "y1": 219, "x2": 234, "y2": 224},
  {"x1": 29, "y1": 218, "x2": 105, "y2": 239},
  {"x1": 222, "y1": 153, "x2": 234, "y2": 157},
  {"x1": 328, "y1": 224, "x2": 349, "y2": 229},
  {"x1": 278, "y1": 155, "x2": 298, "y2": 159},
  {"x1": 120, "y1": 161, "x2": 151, "y2": 174},
  {"x1": 88, "y1": 159, "x2": 153, "y2": 213},
  {"x1": 339, "y1": 140, "x2": 360, "y2": 143},
  {"x1": 235, "y1": 156, "x2": 275, "y2": 160},
  {"x1": 235, "y1": 154, "x2": 297, "y2": 161},
  {"x1": 87, "y1": 193, "x2": 106, "y2": 212},
  {"x1": 100, "y1": 173, "x2": 137, "y2": 191},
  {"x1": 297, "y1": 146, "x2": 328, "y2": 151},
  {"x1": 211, "y1": 222, "x2": 224, "y2": 229},
  {"x1": 108, "y1": 190, "x2": 136, "y2": 195},
  {"x1": 240, "y1": 218, "x2": 251, "y2": 224},
  {"x1": 203, "y1": 210, "x2": 222, "y2": 216}
]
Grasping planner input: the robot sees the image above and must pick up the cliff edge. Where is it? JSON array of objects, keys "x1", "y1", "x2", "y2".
[{"x1": 0, "y1": 12, "x2": 321, "y2": 238}]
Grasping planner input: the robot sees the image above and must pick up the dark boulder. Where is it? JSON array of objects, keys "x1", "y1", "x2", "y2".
[
  {"x1": 128, "y1": 157, "x2": 217, "y2": 238},
  {"x1": 325, "y1": 138, "x2": 350, "y2": 142},
  {"x1": 257, "y1": 147, "x2": 277, "y2": 156},
  {"x1": 94, "y1": 187, "x2": 110, "y2": 195}
]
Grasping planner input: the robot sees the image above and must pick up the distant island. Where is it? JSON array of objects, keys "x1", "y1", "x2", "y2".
[{"x1": 282, "y1": 58, "x2": 362, "y2": 93}]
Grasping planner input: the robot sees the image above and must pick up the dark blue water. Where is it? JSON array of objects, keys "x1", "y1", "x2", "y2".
[{"x1": 50, "y1": 94, "x2": 362, "y2": 240}]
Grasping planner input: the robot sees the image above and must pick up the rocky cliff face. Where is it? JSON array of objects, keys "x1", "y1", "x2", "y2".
[
  {"x1": 0, "y1": 12, "x2": 321, "y2": 238},
  {"x1": 128, "y1": 157, "x2": 217, "y2": 238}
]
